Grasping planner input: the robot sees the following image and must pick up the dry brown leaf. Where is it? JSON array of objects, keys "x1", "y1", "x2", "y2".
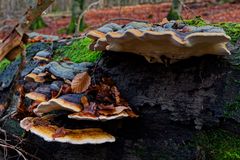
[
  {"x1": 81, "y1": 96, "x2": 90, "y2": 108},
  {"x1": 159, "y1": 18, "x2": 169, "y2": 25},
  {"x1": 62, "y1": 84, "x2": 72, "y2": 94},
  {"x1": 111, "y1": 86, "x2": 121, "y2": 105},
  {"x1": 52, "y1": 127, "x2": 71, "y2": 139},
  {"x1": 71, "y1": 72, "x2": 91, "y2": 93},
  {"x1": 33, "y1": 117, "x2": 51, "y2": 126}
]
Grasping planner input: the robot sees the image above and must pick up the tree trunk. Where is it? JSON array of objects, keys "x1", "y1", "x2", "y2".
[
  {"x1": 67, "y1": 0, "x2": 85, "y2": 34},
  {"x1": 29, "y1": 16, "x2": 47, "y2": 30},
  {"x1": 167, "y1": 0, "x2": 182, "y2": 20}
]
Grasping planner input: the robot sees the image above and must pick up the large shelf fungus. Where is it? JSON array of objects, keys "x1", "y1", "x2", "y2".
[
  {"x1": 87, "y1": 20, "x2": 231, "y2": 64},
  {"x1": 20, "y1": 117, "x2": 115, "y2": 145}
]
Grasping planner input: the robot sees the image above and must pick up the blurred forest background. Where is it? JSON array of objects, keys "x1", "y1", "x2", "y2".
[
  {"x1": 0, "y1": 0, "x2": 238, "y2": 37},
  {"x1": 0, "y1": 0, "x2": 209, "y2": 19}
]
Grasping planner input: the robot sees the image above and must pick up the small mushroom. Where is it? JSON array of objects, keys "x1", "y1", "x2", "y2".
[
  {"x1": 34, "y1": 94, "x2": 83, "y2": 116},
  {"x1": 33, "y1": 49, "x2": 52, "y2": 61},
  {"x1": 87, "y1": 30, "x2": 106, "y2": 41},
  {"x1": 26, "y1": 62, "x2": 94, "y2": 82},
  {"x1": 25, "y1": 84, "x2": 52, "y2": 102},
  {"x1": 20, "y1": 117, "x2": 115, "y2": 144},
  {"x1": 47, "y1": 62, "x2": 93, "y2": 80},
  {"x1": 25, "y1": 92, "x2": 49, "y2": 102},
  {"x1": 24, "y1": 73, "x2": 47, "y2": 83}
]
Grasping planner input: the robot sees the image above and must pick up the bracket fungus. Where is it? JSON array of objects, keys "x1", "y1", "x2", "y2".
[
  {"x1": 19, "y1": 48, "x2": 138, "y2": 145},
  {"x1": 20, "y1": 117, "x2": 115, "y2": 144},
  {"x1": 33, "y1": 50, "x2": 53, "y2": 61},
  {"x1": 34, "y1": 94, "x2": 83, "y2": 116},
  {"x1": 25, "y1": 61, "x2": 94, "y2": 82},
  {"x1": 87, "y1": 20, "x2": 231, "y2": 64}
]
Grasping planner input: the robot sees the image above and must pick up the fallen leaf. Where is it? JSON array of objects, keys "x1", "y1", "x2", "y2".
[
  {"x1": 28, "y1": 101, "x2": 40, "y2": 113},
  {"x1": 33, "y1": 117, "x2": 51, "y2": 126},
  {"x1": 159, "y1": 18, "x2": 169, "y2": 25},
  {"x1": 98, "y1": 104, "x2": 115, "y2": 110},
  {"x1": 81, "y1": 96, "x2": 90, "y2": 108},
  {"x1": 71, "y1": 72, "x2": 91, "y2": 93},
  {"x1": 62, "y1": 84, "x2": 72, "y2": 94},
  {"x1": 98, "y1": 106, "x2": 129, "y2": 116},
  {"x1": 52, "y1": 127, "x2": 71, "y2": 139},
  {"x1": 111, "y1": 86, "x2": 121, "y2": 105}
]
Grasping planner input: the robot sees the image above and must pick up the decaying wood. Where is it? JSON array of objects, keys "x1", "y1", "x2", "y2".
[{"x1": 0, "y1": 0, "x2": 54, "y2": 61}]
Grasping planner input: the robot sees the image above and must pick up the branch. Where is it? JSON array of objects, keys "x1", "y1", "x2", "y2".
[
  {"x1": 75, "y1": 1, "x2": 100, "y2": 36},
  {"x1": 0, "y1": 0, "x2": 55, "y2": 61}
]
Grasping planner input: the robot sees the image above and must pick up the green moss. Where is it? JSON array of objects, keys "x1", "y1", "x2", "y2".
[
  {"x1": 29, "y1": 16, "x2": 47, "y2": 30},
  {"x1": 192, "y1": 129, "x2": 240, "y2": 160},
  {"x1": 0, "y1": 58, "x2": 11, "y2": 73},
  {"x1": 53, "y1": 37, "x2": 102, "y2": 63},
  {"x1": 183, "y1": 16, "x2": 207, "y2": 27},
  {"x1": 184, "y1": 17, "x2": 240, "y2": 44},
  {"x1": 224, "y1": 95, "x2": 240, "y2": 118},
  {"x1": 214, "y1": 23, "x2": 240, "y2": 44}
]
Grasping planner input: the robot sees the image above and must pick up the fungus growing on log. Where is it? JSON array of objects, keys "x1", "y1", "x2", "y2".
[
  {"x1": 34, "y1": 94, "x2": 83, "y2": 116},
  {"x1": 68, "y1": 109, "x2": 137, "y2": 121},
  {"x1": 25, "y1": 83, "x2": 63, "y2": 102},
  {"x1": 25, "y1": 62, "x2": 94, "y2": 82},
  {"x1": 18, "y1": 54, "x2": 138, "y2": 144},
  {"x1": 20, "y1": 117, "x2": 115, "y2": 144},
  {"x1": 33, "y1": 50, "x2": 52, "y2": 61},
  {"x1": 25, "y1": 72, "x2": 47, "y2": 83},
  {"x1": 87, "y1": 21, "x2": 231, "y2": 64},
  {"x1": 26, "y1": 92, "x2": 49, "y2": 103}
]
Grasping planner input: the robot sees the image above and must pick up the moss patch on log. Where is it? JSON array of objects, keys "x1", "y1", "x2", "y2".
[
  {"x1": 53, "y1": 38, "x2": 102, "y2": 63},
  {"x1": 0, "y1": 58, "x2": 11, "y2": 73},
  {"x1": 192, "y1": 129, "x2": 240, "y2": 160}
]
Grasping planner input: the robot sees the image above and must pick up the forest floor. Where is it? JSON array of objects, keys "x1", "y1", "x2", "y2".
[
  {"x1": 0, "y1": 1, "x2": 239, "y2": 39},
  {"x1": 37, "y1": 1, "x2": 240, "y2": 35}
]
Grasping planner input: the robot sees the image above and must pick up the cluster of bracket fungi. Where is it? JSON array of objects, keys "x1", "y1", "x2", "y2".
[
  {"x1": 87, "y1": 19, "x2": 231, "y2": 64},
  {"x1": 19, "y1": 49, "x2": 138, "y2": 145}
]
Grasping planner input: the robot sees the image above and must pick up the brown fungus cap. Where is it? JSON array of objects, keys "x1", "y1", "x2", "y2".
[
  {"x1": 25, "y1": 92, "x2": 49, "y2": 102},
  {"x1": 34, "y1": 94, "x2": 83, "y2": 116},
  {"x1": 20, "y1": 117, "x2": 115, "y2": 144},
  {"x1": 24, "y1": 73, "x2": 47, "y2": 83},
  {"x1": 25, "y1": 85, "x2": 52, "y2": 102}
]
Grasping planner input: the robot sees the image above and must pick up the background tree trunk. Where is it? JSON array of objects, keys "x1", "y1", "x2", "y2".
[
  {"x1": 167, "y1": 0, "x2": 182, "y2": 20},
  {"x1": 67, "y1": 0, "x2": 85, "y2": 34}
]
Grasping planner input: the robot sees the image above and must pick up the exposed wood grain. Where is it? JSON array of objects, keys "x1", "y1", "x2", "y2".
[{"x1": 0, "y1": 0, "x2": 54, "y2": 61}]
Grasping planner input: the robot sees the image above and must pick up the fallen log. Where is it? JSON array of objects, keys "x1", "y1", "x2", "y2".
[{"x1": 0, "y1": 0, "x2": 54, "y2": 61}]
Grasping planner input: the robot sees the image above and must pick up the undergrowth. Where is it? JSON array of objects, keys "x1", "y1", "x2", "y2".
[
  {"x1": 0, "y1": 58, "x2": 11, "y2": 73},
  {"x1": 53, "y1": 37, "x2": 102, "y2": 63},
  {"x1": 193, "y1": 129, "x2": 240, "y2": 160}
]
